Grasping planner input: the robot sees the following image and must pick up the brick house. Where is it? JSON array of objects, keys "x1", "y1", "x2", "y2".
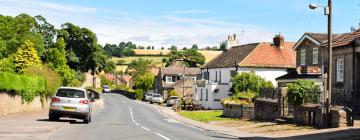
[{"x1": 195, "y1": 35, "x2": 296, "y2": 109}]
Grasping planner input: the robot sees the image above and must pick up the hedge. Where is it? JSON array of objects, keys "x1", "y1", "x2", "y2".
[{"x1": 0, "y1": 72, "x2": 46, "y2": 103}]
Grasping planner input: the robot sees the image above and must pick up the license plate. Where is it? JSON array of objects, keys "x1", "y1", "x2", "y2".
[{"x1": 62, "y1": 106, "x2": 76, "y2": 111}]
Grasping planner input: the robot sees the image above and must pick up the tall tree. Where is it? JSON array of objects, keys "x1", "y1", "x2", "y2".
[
  {"x1": 191, "y1": 44, "x2": 199, "y2": 50},
  {"x1": 14, "y1": 40, "x2": 40, "y2": 73},
  {"x1": 220, "y1": 41, "x2": 227, "y2": 51},
  {"x1": 170, "y1": 45, "x2": 177, "y2": 50}
]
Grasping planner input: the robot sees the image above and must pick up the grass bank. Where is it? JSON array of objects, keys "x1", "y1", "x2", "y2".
[{"x1": 178, "y1": 110, "x2": 231, "y2": 122}]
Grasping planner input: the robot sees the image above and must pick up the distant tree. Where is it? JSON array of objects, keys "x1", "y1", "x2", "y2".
[
  {"x1": 146, "y1": 46, "x2": 151, "y2": 50},
  {"x1": 138, "y1": 46, "x2": 145, "y2": 49},
  {"x1": 182, "y1": 47, "x2": 187, "y2": 50},
  {"x1": 220, "y1": 41, "x2": 227, "y2": 51},
  {"x1": 161, "y1": 47, "x2": 164, "y2": 50},
  {"x1": 128, "y1": 58, "x2": 152, "y2": 76},
  {"x1": 151, "y1": 46, "x2": 154, "y2": 50},
  {"x1": 169, "y1": 49, "x2": 205, "y2": 67},
  {"x1": 170, "y1": 45, "x2": 177, "y2": 50},
  {"x1": 211, "y1": 46, "x2": 219, "y2": 51},
  {"x1": 134, "y1": 72, "x2": 154, "y2": 93},
  {"x1": 191, "y1": 44, "x2": 199, "y2": 50}
]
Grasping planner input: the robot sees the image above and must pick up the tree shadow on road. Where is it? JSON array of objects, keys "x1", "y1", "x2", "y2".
[{"x1": 36, "y1": 118, "x2": 86, "y2": 124}]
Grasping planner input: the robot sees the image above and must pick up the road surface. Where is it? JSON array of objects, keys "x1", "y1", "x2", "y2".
[{"x1": 49, "y1": 93, "x2": 238, "y2": 140}]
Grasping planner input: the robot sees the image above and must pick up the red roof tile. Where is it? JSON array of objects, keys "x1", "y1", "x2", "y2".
[
  {"x1": 333, "y1": 29, "x2": 360, "y2": 47},
  {"x1": 240, "y1": 42, "x2": 296, "y2": 68}
]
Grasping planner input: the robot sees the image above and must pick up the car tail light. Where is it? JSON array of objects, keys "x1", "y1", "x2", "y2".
[
  {"x1": 51, "y1": 97, "x2": 60, "y2": 102},
  {"x1": 80, "y1": 100, "x2": 89, "y2": 104}
]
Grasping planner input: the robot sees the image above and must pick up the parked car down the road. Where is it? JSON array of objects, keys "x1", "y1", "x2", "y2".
[
  {"x1": 49, "y1": 87, "x2": 93, "y2": 124},
  {"x1": 102, "y1": 85, "x2": 111, "y2": 93},
  {"x1": 144, "y1": 92, "x2": 153, "y2": 102},
  {"x1": 150, "y1": 94, "x2": 163, "y2": 104},
  {"x1": 166, "y1": 96, "x2": 179, "y2": 107}
]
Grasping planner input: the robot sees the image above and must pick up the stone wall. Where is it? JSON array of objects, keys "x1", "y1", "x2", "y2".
[
  {"x1": 254, "y1": 98, "x2": 281, "y2": 120},
  {"x1": 0, "y1": 92, "x2": 50, "y2": 115},
  {"x1": 222, "y1": 104, "x2": 254, "y2": 120},
  {"x1": 330, "y1": 106, "x2": 351, "y2": 128}
]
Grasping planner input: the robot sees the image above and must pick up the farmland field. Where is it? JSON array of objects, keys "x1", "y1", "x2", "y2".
[{"x1": 112, "y1": 56, "x2": 167, "y2": 65}]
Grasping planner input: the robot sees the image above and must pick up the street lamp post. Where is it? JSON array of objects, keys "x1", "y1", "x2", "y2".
[{"x1": 309, "y1": 0, "x2": 332, "y2": 128}]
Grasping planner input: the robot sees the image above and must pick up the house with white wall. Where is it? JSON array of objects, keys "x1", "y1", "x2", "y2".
[{"x1": 194, "y1": 35, "x2": 296, "y2": 109}]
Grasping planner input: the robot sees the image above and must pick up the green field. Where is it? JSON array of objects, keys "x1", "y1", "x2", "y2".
[{"x1": 178, "y1": 110, "x2": 231, "y2": 122}]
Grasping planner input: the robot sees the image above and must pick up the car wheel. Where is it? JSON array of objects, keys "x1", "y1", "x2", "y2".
[
  {"x1": 49, "y1": 114, "x2": 59, "y2": 121},
  {"x1": 83, "y1": 115, "x2": 90, "y2": 124}
]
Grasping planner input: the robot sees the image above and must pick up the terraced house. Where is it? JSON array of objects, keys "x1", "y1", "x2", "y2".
[{"x1": 194, "y1": 35, "x2": 296, "y2": 109}]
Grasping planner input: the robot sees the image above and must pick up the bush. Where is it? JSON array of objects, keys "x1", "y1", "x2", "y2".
[
  {"x1": 168, "y1": 89, "x2": 180, "y2": 98},
  {"x1": 0, "y1": 72, "x2": 46, "y2": 103},
  {"x1": 55, "y1": 65, "x2": 76, "y2": 86},
  {"x1": 0, "y1": 57, "x2": 15, "y2": 72},
  {"x1": 100, "y1": 75, "x2": 113, "y2": 86},
  {"x1": 287, "y1": 80, "x2": 321, "y2": 106},
  {"x1": 231, "y1": 72, "x2": 274, "y2": 97},
  {"x1": 134, "y1": 89, "x2": 144, "y2": 100},
  {"x1": 221, "y1": 91, "x2": 255, "y2": 106},
  {"x1": 25, "y1": 65, "x2": 61, "y2": 97}
]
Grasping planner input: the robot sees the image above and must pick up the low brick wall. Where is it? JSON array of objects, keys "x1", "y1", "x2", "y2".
[
  {"x1": 254, "y1": 98, "x2": 280, "y2": 120},
  {"x1": 222, "y1": 104, "x2": 254, "y2": 120},
  {"x1": 293, "y1": 104, "x2": 322, "y2": 128},
  {"x1": 0, "y1": 92, "x2": 51, "y2": 115}
]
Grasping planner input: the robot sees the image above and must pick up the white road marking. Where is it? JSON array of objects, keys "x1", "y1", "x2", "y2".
[
  {"x1": 154, "y1": 132, "x2": 171, "y2": 140},
  {"x1": 164, "y1": 118, "x2": 180, "y2": 123},
  {"x1": 141, "y1": 126, "x2": 151, "y2": 131},
  {"x1": 135, "y1": 122, "x2": 140, "y2": 126}
]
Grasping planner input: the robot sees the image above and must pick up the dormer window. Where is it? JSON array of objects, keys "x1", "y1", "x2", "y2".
[
  {"x1": 301, "y1": 49, "x2": 306, "y2": 65},
  {"x1": 166, "y1": 76, "x2": 173, "y2": 83},
  {"x1": 313, "y1": 48, "x2": 318, "y2": 64}
]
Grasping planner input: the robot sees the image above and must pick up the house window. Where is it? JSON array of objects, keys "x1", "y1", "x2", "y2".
[
  {"x1": 301, "y1": 49, "x2": 306, "y2": 65},
  {"x1": 215, "y1": 71, "x2": 218, "y2": 82},
  {"x1": 166, "y1": 77, "x2": 172, "y2": 83},
  {"x1": 203, "y1": 72, "x2": 209, "y2": 80},
  {"x1": 313, "y1": 48, "x2": 318, "y2": 64},
  {"x1": 206, "y1": 89, "x2": 208, "y2": 101},
  {"x1": 336, "y1": 59, "x2": 344, "y2": 82},
  {"x1": 219, "y1": 71, "x2": 222, "y2": 83},
  {"x1": 200, "y1": 89, "x2": 203, "y2": 101}
]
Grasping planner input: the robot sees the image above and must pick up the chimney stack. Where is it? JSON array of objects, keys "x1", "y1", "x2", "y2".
[{"x1": 273, "y1": 34, "x2": 284, "y2": 48}]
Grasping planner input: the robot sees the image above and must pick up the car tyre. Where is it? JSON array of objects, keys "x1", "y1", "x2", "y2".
[
  {"x1": 83, "y1": 115, "x2": 91, "y2": 124},
  {"x1": 49, "y1": 114, "x2": 59, "y2": 121},
  {"x1": 150, "y1": 101, "x2": 153, "y2": 104}
]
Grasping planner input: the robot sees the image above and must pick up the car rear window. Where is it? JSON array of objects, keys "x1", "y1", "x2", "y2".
[
  {"x1": 56, "y1": 89, "x2": 85, "y2": 98},
  {"x1": 170, "y1": 97, "x2": 178, "y2": 99},
  {"x1": 153, "y1": 94, "x2": 161, "y2": 97}
]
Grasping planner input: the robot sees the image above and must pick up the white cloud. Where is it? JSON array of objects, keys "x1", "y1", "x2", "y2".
[
  {"x1": 0, "y1": 0, "x2": 275, "y2": 48},
  {"x1": 172, "y1": 10, "x2": 211, "y2": 14}
]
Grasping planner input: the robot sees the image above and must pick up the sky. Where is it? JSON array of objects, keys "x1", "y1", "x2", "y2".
[{"x1": 0, "y1": 0, "x2": 359, "y2": 49}]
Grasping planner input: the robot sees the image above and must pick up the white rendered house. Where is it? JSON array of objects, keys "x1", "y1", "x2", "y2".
[{"x1": 194, "y1": 35, "x2": 296, "y2": 109}]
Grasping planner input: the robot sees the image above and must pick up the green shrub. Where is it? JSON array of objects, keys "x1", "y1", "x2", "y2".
[
  {"x1": 0, "y1": 57, "x2": 15, "y2": 72},
  {"x1": 100, "y1": 75, "x2": 113, "y2": 86},
  {"x1": 168, "y1": 89, "x2": 180, "y2": 98},
  {"x1": 231, "y1": 72, "x2": 274, "y2": 97},
  {"x1": 25, "y1": 65, "x2": 61, "y2": 97},
  {"x1": 221, "y1": 91, "x2": 255, "y2": 106},
  {"x1": 134, "y1": 89, "x2": 143, "y2": 100},
  {"x1": 287, "y1": 80, "x2": 321, "y2": 106},
  {"x1": 0, "y1": 72, "x2": 46, "y2": 103},
  {"x1": 55, "y1": 65, "x2": 76, "y2": 86}
]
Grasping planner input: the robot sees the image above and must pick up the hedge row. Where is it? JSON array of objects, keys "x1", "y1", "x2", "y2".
[{"x1": 0, "y1": 72, "x2": 46, "y2": 103}]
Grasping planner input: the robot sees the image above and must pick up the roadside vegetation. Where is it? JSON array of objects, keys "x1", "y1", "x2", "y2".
[{"x1": 0, "y1": 14, "x2": 114, "y2": 103}]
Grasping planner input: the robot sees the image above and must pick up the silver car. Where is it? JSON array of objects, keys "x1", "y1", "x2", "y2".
[
  {"x1": 49, "y1": 87, "x2": 93, "y2": 123},
  {"x1": 166, "y1": 96, "x2": 179, "y2": 107},
  {"x1": 150, "y1": 94, "x2": 163, "y2": 104}
]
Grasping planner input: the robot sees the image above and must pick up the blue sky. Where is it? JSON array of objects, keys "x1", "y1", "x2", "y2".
[{"x1": 0, "y1": 0, "x2": 359, "y2": 48}]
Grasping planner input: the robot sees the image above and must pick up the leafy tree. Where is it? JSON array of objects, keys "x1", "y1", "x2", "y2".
[
  {"x1": 169, "y1": 49, "x2": 205, "y2": 67},
  {"x1": 220, "y1": 41, "x2": 227, "y2": 51},
  {"x1": 161, "y1": 47, "x2": 164, "y2": 50},
  {"x1": 138, "y1": 46, "x2": 145, "y2": 49},
  {"x1": 146, "y1": 46, "x2": 152, "y2": 50},
  {"x1": 128, "y1": 58, "x2": 152, "y2": 76},
  {"x1": 287, "y1": 80, "x2": 321, "y2": 106},
  {"x1": 191, "y1": 44, "x2": 199, "y2": 50},
  {"x1": 134, "y1": 72, "x2": 154, "y2": 93},
  {"x1": 151, "y1": 46, "x2": 154, "y2": 50},
  {"x1": 168, "y1": 89, "x2": 180, "y2": 98},
  {"x1": 34, "y1": 15, "x2": 56, "y2": 49},
  {"x1": 170, "y1": 45, "x2": 177, "y2": 50},
  {"x1": 231, "y1": 72, "x2": 273, "y2": 97},
  {"x1": 182, "y1": 47, "x2": 187, "y2": 50},
  {"x1": 47, "y1": 37, "x2": 67, "y2": 68},
  {"x1": 15, "y1": 40, "x2": 41, "y2": 73}
]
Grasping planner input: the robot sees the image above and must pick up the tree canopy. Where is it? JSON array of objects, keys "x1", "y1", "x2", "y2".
[{"x1": 169, "y1": 49, "x2": 205, "y2": 67}]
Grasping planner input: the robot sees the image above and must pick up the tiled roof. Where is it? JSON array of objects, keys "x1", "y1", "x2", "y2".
[
  {"x1": 333, "y1": 29, "x2": 360, "y2": 47},
  {"x1": 160, "y1": 67, "x2": 200, "y2": 77},
  {"x1": 203, "y1": 42, "x2": 296, "y2": 69},
  {"x1": 240, "y1": 42, "x2": 296, "y2": 68},
  {"x1": 203, "y1": 43, "x2": 259, "y2": 68},
  {"x1": 306, "y1": 33, "x2": 348, "y2": 45}
]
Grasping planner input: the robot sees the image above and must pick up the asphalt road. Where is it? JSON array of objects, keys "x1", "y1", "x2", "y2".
[{"x1": 49, "y1": 93, "x2": 238, "y2": 140}]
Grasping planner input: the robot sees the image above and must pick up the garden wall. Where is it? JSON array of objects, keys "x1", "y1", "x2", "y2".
[
  {"x1": 254, "y1": 98, "x2": 281, "y2": 120},
  {"x1": 0, "y1": 92, "x2": 50, "y2": 115},
  {"x1": 222, "y1": 104, "x2": 254, "y2": 120}
]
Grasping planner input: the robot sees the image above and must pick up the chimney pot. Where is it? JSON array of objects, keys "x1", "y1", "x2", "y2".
[{"x1": 273, "y1": 34, "x2": 284, "y2": 48}]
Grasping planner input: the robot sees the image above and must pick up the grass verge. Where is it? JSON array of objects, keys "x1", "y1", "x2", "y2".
[{"x1": 178, "y1": 110, "x2": 231, "y2": 122}]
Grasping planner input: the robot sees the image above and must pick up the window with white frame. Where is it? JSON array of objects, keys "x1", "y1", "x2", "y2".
[
  {"x1": 313, "y1": 48, "x2": 318, "y2": 64},
  {"x1": 166, "y1": 76, "x2": 173, "y2": 83},
  {"x1": 301, "y1": 49, "x2": 306, "y2": 65},
  {"x1": 336, "y1": 59, "x2": 344, "y2": 82}
]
